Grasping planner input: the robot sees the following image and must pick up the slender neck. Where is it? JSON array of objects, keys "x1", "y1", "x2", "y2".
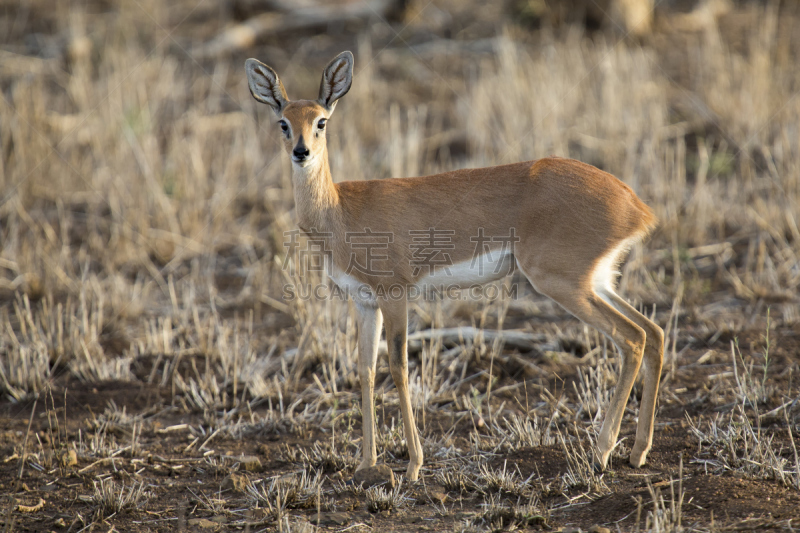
[{"x1": 292, "y1": 146, "x2": 340, "y2": 232}]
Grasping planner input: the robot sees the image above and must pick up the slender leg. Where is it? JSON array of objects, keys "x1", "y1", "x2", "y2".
[
  {"x1": 380, "y1": 299, "x2": 423, "y2": 481},
  {"x1": 520, "y1": 271, "x2": 646, "y2": 470},
  {"x1": 355, "y1": 303, "x2": 383, "y2": 472},
  {"x1": 602, "y1": 291, "x2": 664, "y2": 467}
]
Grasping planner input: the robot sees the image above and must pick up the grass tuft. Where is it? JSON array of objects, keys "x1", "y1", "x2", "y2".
[
  {"x1": 91, "y1": 479, "x2": 151, "y2": 520},
  {"x1": 365, "y1": 479, "x2": 410, "y2": 513}
]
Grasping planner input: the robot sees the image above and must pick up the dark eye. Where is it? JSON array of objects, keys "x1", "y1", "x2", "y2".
[
  {"x1": 279, "y1": 120, "x2": 289, "y2": 133},
  {"x1": 317, "y1": 119, "x2": 326, "y2": 130}
]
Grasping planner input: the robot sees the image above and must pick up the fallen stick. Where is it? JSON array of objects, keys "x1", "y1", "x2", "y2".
[
  {"x1": 78, "y1": 457, "x2": 114, "y2": 474},
  {"x1": 282, "y1": 327, "x2": 546, "y2": 360},
  {"x1": 16, "y1": 498, "x2": 45, "y2": 513},
  {"x1": 378, "y1": 327, "x2": 547, "y2": 356}
]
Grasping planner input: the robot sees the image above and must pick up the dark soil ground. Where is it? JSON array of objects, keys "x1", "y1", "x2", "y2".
[{"x1": 2, "y1": 314, "x2": 799, "y2": 532}]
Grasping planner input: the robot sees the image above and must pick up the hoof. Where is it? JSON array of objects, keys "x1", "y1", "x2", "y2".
[
  {"x1": 405, "y1": 470, "x2": 420, "y2": 483},
  {"x1": 356, "y1": 459, "x2": 376, "y2": 472},
  {"x1": 592, "y1": 450, "x2": 609, "y2": 473},
  {"x1": 629, "y1": 448, "x2": 649, "y2": 468}
]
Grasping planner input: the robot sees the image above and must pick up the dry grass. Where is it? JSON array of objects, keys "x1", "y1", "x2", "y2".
[
  {"x1": 365, "y1": 480, "x2": 410, "y2": 513},
  {"x1": 90, "y1": 478, "x2": 151, "y2": 520},
  {"x1": 1, "y1": 0, "x2": 800, "y2": 531},
  {"x1": 246, "y1": 468, "x2": 325, "y2": 513},
  {"x1": 466, "y1": 493, "x2": 549, "y2": 532}
]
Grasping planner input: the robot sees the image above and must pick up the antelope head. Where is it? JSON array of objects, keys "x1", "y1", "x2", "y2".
[{"x1": 245, "y1": 51, "x2": 354, "y2": 169}]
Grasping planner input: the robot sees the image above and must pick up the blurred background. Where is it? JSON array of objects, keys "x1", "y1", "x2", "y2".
[
  {"x1": 2, "y1": 0, "x2": 798, "y2": 374},
  {"x1": 1, "y1": 0, "x2": 799, "y2": 411}
]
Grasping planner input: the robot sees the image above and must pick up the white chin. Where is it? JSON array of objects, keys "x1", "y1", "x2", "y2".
[{"x1": 293, "y1": 159, "x2": 314, "y2": 168}]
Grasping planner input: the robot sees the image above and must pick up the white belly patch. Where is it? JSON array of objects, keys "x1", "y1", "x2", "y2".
[
  {"x1": 326, "y1": 251, "x2": 515, "y2": 303},
  {"x1": 414, "y1": 251, "x2": 515, "y2": 290}
]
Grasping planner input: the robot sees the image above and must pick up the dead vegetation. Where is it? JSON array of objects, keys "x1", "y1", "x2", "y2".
[
  {"x1": 1, "y1": 0, "x2": 800, "y2": 531},
  {"x1": 90, "y1": 478, "x2": 152, "y2": 521}
]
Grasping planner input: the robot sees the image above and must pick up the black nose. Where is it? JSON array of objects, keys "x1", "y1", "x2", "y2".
[{"x1": 293, "y1": 145, "x2": 309, "y2": 160}]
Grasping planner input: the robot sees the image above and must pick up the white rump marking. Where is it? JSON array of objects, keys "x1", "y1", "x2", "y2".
[{"x1": 592, "y1": 237, "x2": 639, "y2": 298}]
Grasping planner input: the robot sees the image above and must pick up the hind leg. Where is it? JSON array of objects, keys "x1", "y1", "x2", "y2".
[
  {"x1": 600, "y1": 291, "x2": 663, "y2": 467},
  {"x1": 519, "y1": 267, "x2": 646, "y2": 469}
]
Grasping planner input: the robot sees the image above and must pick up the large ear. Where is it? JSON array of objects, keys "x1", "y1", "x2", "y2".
[
  {"x1": 245, "y1": 58, "x2": 288, "y2": 113},
  {"x1": 318, "y1": 51, "x2": 353, "y2": 112}
]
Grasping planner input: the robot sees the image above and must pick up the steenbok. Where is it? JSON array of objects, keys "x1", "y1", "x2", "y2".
[{"x1": 245, "y1": 51, "x2": 663, "y2": 481}]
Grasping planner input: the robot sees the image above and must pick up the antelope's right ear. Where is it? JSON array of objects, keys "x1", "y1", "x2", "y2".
[
  {"x1": 318, "y1": 51, "x2": 354, "y2": 112},
  {"x1": 245, "y1": 58, "x2": 288, "y2": 113}
]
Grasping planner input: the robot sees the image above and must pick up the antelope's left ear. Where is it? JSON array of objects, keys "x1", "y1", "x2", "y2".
[
  {"x1": 245, "y1": 58, "x2": 288, "y2": 114},
  {"x1": 318, "y1": 51, "x2": 353, "y2": 113}
]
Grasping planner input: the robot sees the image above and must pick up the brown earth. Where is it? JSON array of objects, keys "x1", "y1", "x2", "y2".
[{"x1": 2, "y1": 318, "x2": 799, "y2": 531}]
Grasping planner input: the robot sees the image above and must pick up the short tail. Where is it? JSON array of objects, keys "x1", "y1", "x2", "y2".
[{"x1": 632, "y1": 193, "x2": 657, "y2": 240}]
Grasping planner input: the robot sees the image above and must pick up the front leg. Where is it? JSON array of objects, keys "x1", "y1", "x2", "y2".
[
  {"x1": 380, "y1": 299, "x2": 423, "y2": 481},
  {"x1": 355, "y1": 302, "x2": 383, "y2": 472}
]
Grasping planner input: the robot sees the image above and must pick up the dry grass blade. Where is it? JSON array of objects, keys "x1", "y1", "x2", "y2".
[
  {"x1": 559, "y1": 426, "x2": 609, "y2": 495},
  {"x1": 637, "y1": 457, "x2": 685, "y2": 533},
  {"x1": 245, "y1": 468, "x2": 324, "y2": 514},
  {"x1": 91, "y1": 479, "x2": 150, "y2": 520},
  {"x1": 0, "y1": 344, "x2": 51, "y2": 402},
  {"x1": 435, "y1": 469, "x2": 477, "y2": 494},
  {"x1": 469, "y1": 493, "x2": 549, "y2": 531},
  {"x1": 296, "y1": 441, "x2": 356, "y2": 473},
  {"x1": 476, "y1": 461, "x2": 532, "y2": 498},
  {"x1": 188, "y1": 488, "x2": 229, "y2": 516},
  {"x1": 365, "y1": 480, "x2": 411, "y2": 513},
  {"x1": 688, "y1": 405, "x2": 798, "y2": 487},
  {"x1": 492, "y1": 413, "x2": 556, "y2": 448}
]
